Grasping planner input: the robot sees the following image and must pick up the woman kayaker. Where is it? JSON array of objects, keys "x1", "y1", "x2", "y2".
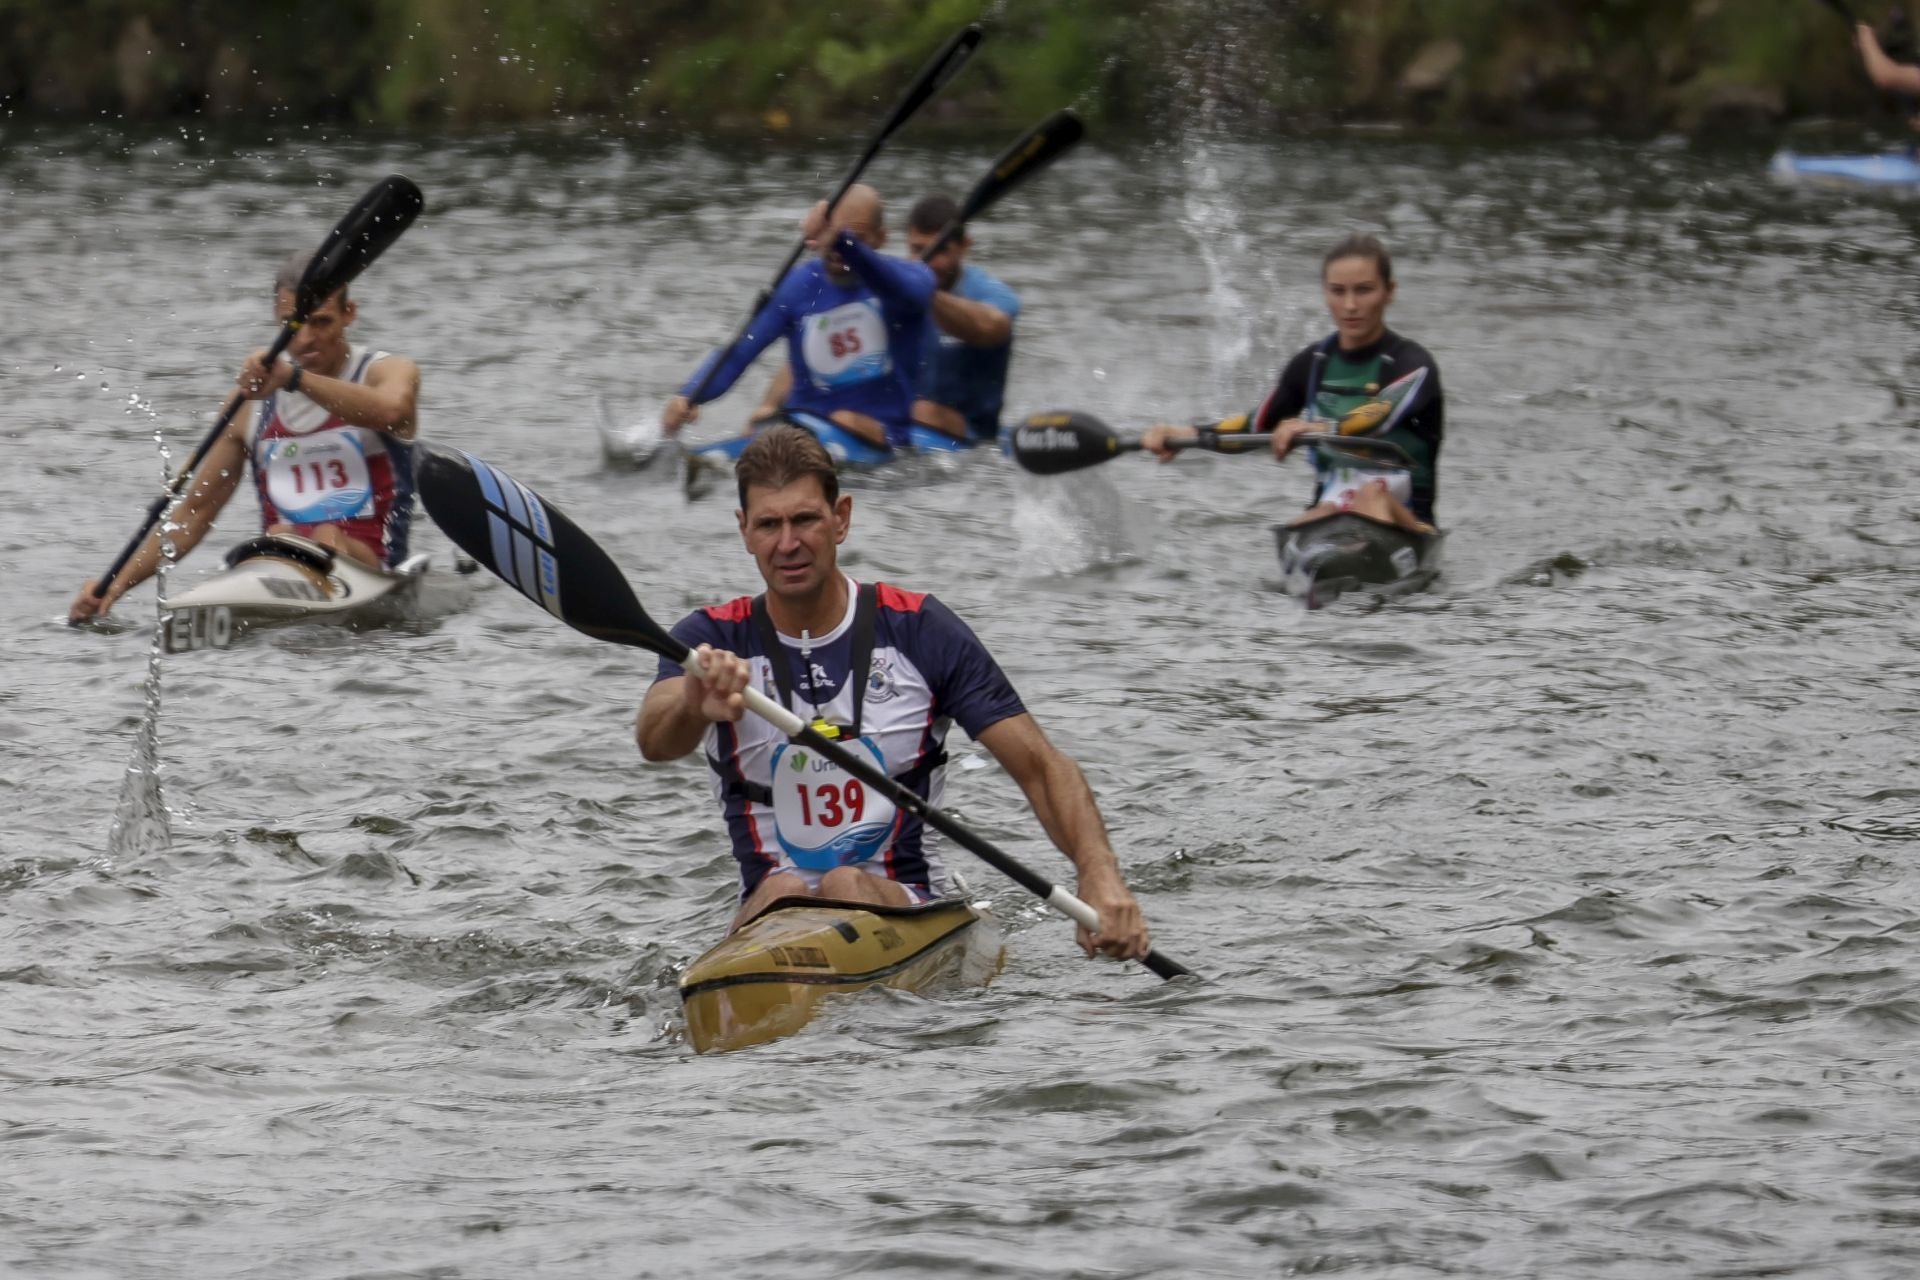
[{"x1": 1143, "y1": 233, "x2": 1445, "y2": 535}]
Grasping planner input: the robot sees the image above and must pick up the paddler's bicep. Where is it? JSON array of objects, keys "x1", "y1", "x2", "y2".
[
  {"x1": 364, "y1": 356, "x2": 421, "y2": 439},
  {"x1": 636, "y1": 675, "x2": 693, "y2": 759}
]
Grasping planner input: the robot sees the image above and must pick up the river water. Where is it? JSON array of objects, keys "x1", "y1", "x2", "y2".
[{"x1": 6, "y1": 124, "x2": 1920, "y2": 1278}]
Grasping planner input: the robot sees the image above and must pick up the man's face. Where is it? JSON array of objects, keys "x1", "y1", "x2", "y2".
[
  {"x1": 1321, "y1": 256, "x2": 1393, "y2": 347},
  {"x1": 737, "y1": 476, "x2": 852, "y2": 602},
  {"x1": 906, "y1": 226, "x2": 966, "y2": 290},
  {"x1": 276, "y1": 289, "x2": 355, "y2": 371}
]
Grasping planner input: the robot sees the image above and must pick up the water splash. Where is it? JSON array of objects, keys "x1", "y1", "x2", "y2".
[
  {"x1": 104, "y1": 400, "x2": 178, "y2": 861},
  {"x1": 1010, "y1": 472, "x2": 1143, "y2": 577},
  {"x1": 1164, "y1": 0, "x2": 1290, "y2": 406}
]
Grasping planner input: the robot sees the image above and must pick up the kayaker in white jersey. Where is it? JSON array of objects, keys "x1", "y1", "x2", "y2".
[
  {"x1": 69, "y1": 252, "x2": 422, "y2": 623},
  {"x1": 635, "y1": 424, "x2": 1153, "y2": 962}
]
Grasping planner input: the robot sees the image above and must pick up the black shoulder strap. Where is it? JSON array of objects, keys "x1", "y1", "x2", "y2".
[
  {"x1": 749, "y1": 593, "x2": 793, "y2": 712},
  {"x1": 747, "y1": 582, "x2": 879, "y2": 734},
  {"x1": 846, "y1": 582, "x2": 878, "y2": 738}
]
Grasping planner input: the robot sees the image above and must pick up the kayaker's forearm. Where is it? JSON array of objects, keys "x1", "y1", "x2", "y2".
[
  {"x1": 113, "y1": 443, "x2": 246, "y2": 595},
  {"x1": 112, "y1": 490, "x2": 224, "y2": 595},
  {"x1": 1017, "y1": 748, "x2": 1124, "y2": 884},
  {"x1": 930, "y1": 291, "x2": 1010, "y2": 347},
  {"x1": 1861, "y1": 35, "x2": 1920, "y2": 94},
  {"x1": 681, "y1": 301, "x2": 782, "y2": 405},
  {"x1": 636, "y1": 681, "x2": 707, "y2": 761},
  {"x1": 302, "y1": 366, "x2": 417, "y2": 438},
  {"x1": 834, "y1": 233, "x2": 933, "y2": 314}
]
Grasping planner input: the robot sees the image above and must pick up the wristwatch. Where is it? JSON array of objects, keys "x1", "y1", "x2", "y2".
[{"x1": 287, "y1": 364, "x2": 305, "y2": 395}]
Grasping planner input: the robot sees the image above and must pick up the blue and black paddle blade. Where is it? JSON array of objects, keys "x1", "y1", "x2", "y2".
[{"x1": 416, "y1": 446, "x2": 688, "y2": 660}]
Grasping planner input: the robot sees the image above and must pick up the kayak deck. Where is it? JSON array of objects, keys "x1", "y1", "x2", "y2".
[
  {"x1": 679, "y1": 895, "x2": 999, "y2": 1054},
  {"x1": 159, "y1": 533, "x2": 428, "y2": 652},
  {"x1": 1274, "y1": 511, "x2": 1444, "y2": 609},
  {"x1": 1769, "y1": 150, "x2": 1920, "y2": 189},
  {"x1": 599, "y1": 413, "x2": 980, "y2": 487}
]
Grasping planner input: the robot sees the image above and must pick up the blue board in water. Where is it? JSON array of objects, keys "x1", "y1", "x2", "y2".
[
  {"x1": 1770, "y1": 150, "x2": 1920, "y2": 188},
  {"x1": 685, "y1": 412, "x2": 976, "y2": 469}
]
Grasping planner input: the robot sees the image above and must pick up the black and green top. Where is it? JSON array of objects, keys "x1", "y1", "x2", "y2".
[{"x1": 1250, "y1": 329, "x2": 1446, "y2": 523}]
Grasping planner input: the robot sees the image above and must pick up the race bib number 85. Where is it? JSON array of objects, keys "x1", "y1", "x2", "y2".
[
  {"x1": 770, "y1": 735, "x2": 900, "y2": 870},
  {"x1": 802, "y1": 299, "x2": 890, "y2": 391}
]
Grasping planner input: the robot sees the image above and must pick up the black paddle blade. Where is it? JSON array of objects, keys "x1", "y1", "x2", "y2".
[
  {"x1": 295, "y1": 174, "x2": 425, "y2": 318},
  {"x1": 416, "y1": 446, "x2": 688, "y2": 661},
  {"x1": 883, "y1": 24, "x2": 983, "y2": 140},
  {"x1": 1009, "y1": 411, "x2": 1122, "y2": 476}
]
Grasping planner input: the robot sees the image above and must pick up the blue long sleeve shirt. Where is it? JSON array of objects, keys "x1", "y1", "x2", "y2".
[{"x1": 681, "y1": 232, "x2": 936, "y2": 446}]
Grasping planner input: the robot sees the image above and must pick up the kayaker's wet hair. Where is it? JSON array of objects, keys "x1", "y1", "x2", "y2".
[
  {"x1": 736, "y1": 425, "x2": 840, "y2": 511},
  {"x1": 909, "y1": 193, "x2": 961, "y2": 236},
  {"x1": 274, "y1": 249, "x2": 349, "y2": 307},
  {"x1": 1322, "y1": 234, "x2": 1393, "y2": 285}
]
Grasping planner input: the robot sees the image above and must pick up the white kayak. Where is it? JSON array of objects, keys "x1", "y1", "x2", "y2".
[{"x1": 158, "y1": 533, "x2": 429, "y2": 653}]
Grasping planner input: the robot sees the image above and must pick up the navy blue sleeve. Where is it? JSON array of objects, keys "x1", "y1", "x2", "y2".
[
  {"x1": 653, "y1": 609, "x2": 725, "y2": 684},
  {"x1": 833, "y1": 232, "x2": 935, "y2": 320},
  {"x1": 680, "y1": 289, "x2": 788, "y2": 404},
  {"x1": 916, "y1": 595, "x2": 1026, "y2": 739}
]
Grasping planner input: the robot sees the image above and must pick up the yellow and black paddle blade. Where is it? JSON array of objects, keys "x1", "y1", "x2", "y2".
[
  {"x1": 1008, "y1": 410, "x2": 1130, "y2": 475},
  {"x1": 919, "y1": 109, "x2": 1087, "y2": 262}
]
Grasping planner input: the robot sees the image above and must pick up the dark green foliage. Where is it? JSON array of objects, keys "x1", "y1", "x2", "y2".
[{"x1": 0, "y1": 0, "x2": 1906, "y2": 132}]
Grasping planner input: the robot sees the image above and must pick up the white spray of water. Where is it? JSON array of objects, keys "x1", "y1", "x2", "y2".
[
  {"x1": 1165, "y1": 0, "x2": 1291, "y2": 409},
  {"x1": 105, "y1": 392, "x2": 177, "y2": 862}
]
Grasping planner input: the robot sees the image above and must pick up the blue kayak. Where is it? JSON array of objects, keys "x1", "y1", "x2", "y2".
[
  {"x1": 684, "y1": 412, "x2": 976, "y2": 469},
  {"x1": 1770, "y1": 150, "x2": 1920, "y2": 188}
]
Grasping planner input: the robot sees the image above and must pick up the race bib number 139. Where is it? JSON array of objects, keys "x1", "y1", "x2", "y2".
[{"x1": 769, "y1": 735, "x2": 899, "y2": 870}]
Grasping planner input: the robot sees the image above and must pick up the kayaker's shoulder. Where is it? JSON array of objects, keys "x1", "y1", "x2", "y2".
[
  {"x1": 955, "y1": 262, "x2": 1021, "y2": 313},
  {"x1": 1381, "y1": 329, "x2": 1442, "y2": 370},
  {"x1": 872, "y1": 581, "x2": 930, "y2": 613}
]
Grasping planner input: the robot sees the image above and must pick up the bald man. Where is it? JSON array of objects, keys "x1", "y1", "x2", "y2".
[{"x1": 662, "y1": 184, "x2": 935, "y2": 450}]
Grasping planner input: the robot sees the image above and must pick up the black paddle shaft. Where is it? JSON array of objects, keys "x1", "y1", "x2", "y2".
[
  {"x1": 415, "y1": 445, "x2": 1192, "y2": 982},
  {"x1": 682, "y1": 25, "x2": 982, "y2": 407},
  {"x1": 88, "y1": 174, "x2": 424, "y2": 603}
]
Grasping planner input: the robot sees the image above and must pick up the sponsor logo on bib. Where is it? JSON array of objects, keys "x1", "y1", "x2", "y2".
[{"x1": 769, "y1": 735, "x2": 900, "y2": 871}]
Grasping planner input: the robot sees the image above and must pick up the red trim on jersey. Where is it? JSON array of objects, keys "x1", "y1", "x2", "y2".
[
  {"x1": 705, "y1": 595, "x2": 755, "y2": 623},
  {"x1": 875, "y1": 582, "x2": 926, "y2": 612},
  {"x1": 1252, "y1": 382, "x2": 1285, "y2": 433}
]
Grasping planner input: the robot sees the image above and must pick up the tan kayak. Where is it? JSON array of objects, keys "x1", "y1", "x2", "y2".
[{"x1": 680, "y1": 895, "x2": 1001, "y2": 1054}]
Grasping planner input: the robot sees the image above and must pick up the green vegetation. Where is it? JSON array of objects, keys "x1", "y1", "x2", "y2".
[{"x1": 0, "y1": 0, "x2": 1908, "y2": 133}]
